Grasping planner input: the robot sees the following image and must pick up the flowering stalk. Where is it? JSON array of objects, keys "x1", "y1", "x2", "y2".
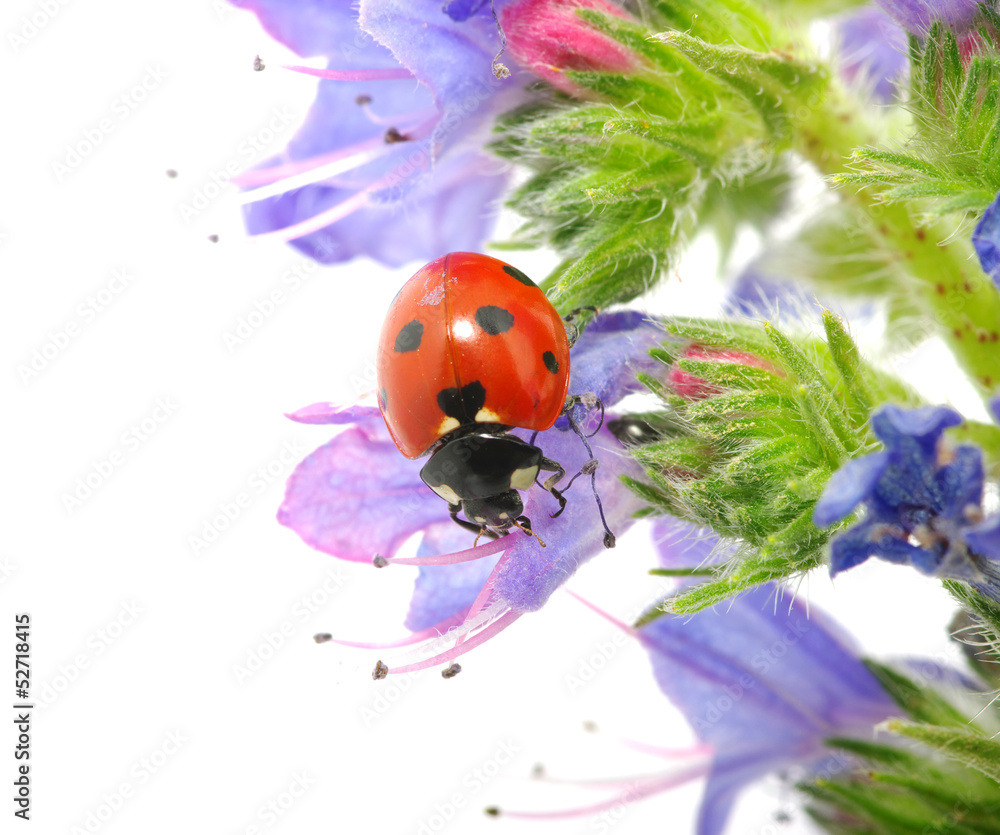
[
  {"x1": 795, "y1": 53, "x2": 1000, "y2": 396},
  {"x1": 625, "y1": 311, "x2": 923, "y2": 612}
]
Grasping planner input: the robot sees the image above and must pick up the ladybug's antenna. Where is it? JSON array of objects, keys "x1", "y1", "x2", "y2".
[
  {"x1": 564, "y1": 396, "x2": 616, "y2": 549},
  {"x1": 514, "y1": 517, "x2": 546, "y2": 548}
]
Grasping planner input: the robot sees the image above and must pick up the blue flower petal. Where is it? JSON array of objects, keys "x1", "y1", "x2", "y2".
[
  {"x1": 286, "y1": 401, "x2": 382, "y2": 425},
  {"x1": 829, "y1": 524, "x2": 878, "y2": 575},
  {"x1": 973, "y1": 192, "x2": 1000, "y2": 288},
  {"x1": 230, "y1": 0, "x2": 362, "y2": 58},
  {"x1": 234, "y1": 0, "x2": 531, "y2": 266},
  {"x1": 876, "y1": 0, "x2": 981, "y2": 34},
  {"x1": 404, "y1": 523, "x2": 502, "y2": 631},
  {"x1": 964, "y1": 513, "x2": 1000, "y2": 563},
  {"x1": 442, "y1": 0, "x2": 492, "y2": 22},
  {"x1": 652, "y1": 517, "x2": 731, "y2": 570},
  {"x1": 830, "y1": 521, "x2": 934, "y2": 576},
  {"x1": 360, "y1": 0, "x2": 520, "y2": 110},
  {"x1": 814, "y1": 452, "x2": 890, "y2": 527},
  {"x1": 245, "y1": 151, "x2": 510, "y2": 266},
  {"x1": 493, "y1": 426, "x2": 646, "y2": 612},
  {"x1": 990, "y1": 393, "x2": 1000, "y2": 425},
  {"x1": 835, "y1": 7, "x2": 908, "y2": 103},
  {"x1": 724, "y1": 262, "x2": 807, "y2": 319},
  {"x1": 872, "y1": 403, "x2": 962, "y2": 452},
  {"x1": 868, "y1": 404, "x2": 962, "y2": 513},
  {"x1": 559, "y1": 312, "x2": 663, "y2": 428},
  {"x1": 640, "y1": 584, "x2": 895, "y2": 835},
  {"x1": 278, "y1": 417, "x2": 449, "y2": 562},
  {"x1": 935, "y1": 444, "x2": 984, "y2": 518}
]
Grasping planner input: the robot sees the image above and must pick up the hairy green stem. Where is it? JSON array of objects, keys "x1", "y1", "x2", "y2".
[{"x1": 797, "y1": 87, "x2": 1000, "y2": 396}]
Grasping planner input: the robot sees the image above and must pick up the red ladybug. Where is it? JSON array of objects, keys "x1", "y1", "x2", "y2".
[{"x1": 376, "y1": 252, "x2": 612, "y2": 545}]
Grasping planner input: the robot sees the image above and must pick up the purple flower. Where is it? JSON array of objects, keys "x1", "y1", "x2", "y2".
[
  {"x1": 724, "y1": 259, "x2": 811, "y2": 319},
  {"x1": 278, "y1": 312, "x2": 663, "y2": 673},
  {"x1": 835, "y1": 6, "x2": 908, "y2": 103},
  {"x1": 496, "y1": 522, "x2": 895, "y2": 832},
  {"x1": 875, "y1": 0, "x2": 982, "y2": 34},
  {"x1": 973, "y1": 191, "x2": 1000, "y2": 290},
  {"x1": 229, "y1": 0, "x2": 532, "y2": 267},
  {"x1": 813, "y1": 404, "x2": 1000, "y2": 597},
  {"x1": 638, "y1": 582, "x2": 897, "y2": 835}
]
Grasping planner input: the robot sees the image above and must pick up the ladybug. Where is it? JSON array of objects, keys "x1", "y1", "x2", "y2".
[{"x1": 376, "y1": 252, "x2": 614, "y2": 546}]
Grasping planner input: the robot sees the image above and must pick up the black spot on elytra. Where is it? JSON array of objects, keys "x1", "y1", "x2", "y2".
[
  {"x1": 475, "y1": 305, "x2": 514, "y2": 335},
  {"x1": 394, "y1": 320, "x2": 423, "y2": 353},
  {"x1": 502, "y1": 264, "x2": 537, "y2": 288},
  {"x1": 377, "y1": 387, "x2": 387, "y2": 410},
  {"x1": 437, "y1": 381, "x2": 486, "y2": 421},
  {"x1": 542, "y1": 350, "x2": 559, "y2": 374}
]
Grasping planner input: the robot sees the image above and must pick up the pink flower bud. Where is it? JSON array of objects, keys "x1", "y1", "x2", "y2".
[
  {"x1": 669, "y1": 346, "x2": 777, "y2": 400},
  {"x1": 501, "y1": 0, "x2": 639, "y2": 96}
]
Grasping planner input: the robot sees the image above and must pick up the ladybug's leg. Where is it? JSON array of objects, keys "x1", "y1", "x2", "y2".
[
  {"x1": 537, "y1": 457, "x2": 568, "y2": 518},
  {"x1": 562, "y1": 306, "x2": 599, "y2": 349},
  {"x1": 448, "y1": 503, "x2": 498, "y2": 540},
  {"x1": 561, "y1": 395, "x2": 616, "y2": 549},
  {"x1": 564, "y1": 392, "x2": 605, "y2": 438}
]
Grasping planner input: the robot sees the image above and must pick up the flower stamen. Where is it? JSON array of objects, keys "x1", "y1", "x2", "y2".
[
  {"x1": 282, "y1": 64, "x2": 415, "y2": 82},
  {"x1": 383, "y1": 608, "x2": 522, "y2": 675},
  {"x1": 382, "y1": 535, "x2": 507, "y2": 566}
]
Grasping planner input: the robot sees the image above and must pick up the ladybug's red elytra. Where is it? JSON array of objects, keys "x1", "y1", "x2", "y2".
[{"x1": 376, "y1": 252, "x2": 614, "y2": 546}]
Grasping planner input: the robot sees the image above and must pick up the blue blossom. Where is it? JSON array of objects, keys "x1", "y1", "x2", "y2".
[
  {"x1": 835, "y1": 6, "x2": 908, "y2": 103},
  {"x1": 229, "y1": 0, "x2": 532, "y2": 266},
  {"x1": 724, "y1": 259, "x2": 811, "y2": 319},
  {"x1": 813, "y1": 404, "x2": 1000, "y2": 596},
  {"x1": 875, "y1": 0, "x2": 982, "y2": 34},
  {"x1": 278, "y1": 312, "x2": 663, "y2": 673},
  {"x1": 639, "y1": 581, "x2": 897, "y2": 835},
  {"x1": 973, "y1": 192, "x2": 1000, "y2": 290},
  {"x1": 500, "y1": 521, "x2": 896, "y2": 832}
]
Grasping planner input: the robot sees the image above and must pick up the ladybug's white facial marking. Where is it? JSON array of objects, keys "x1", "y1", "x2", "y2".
[
  {"x1": 430, "y1": 483, "x2": 462, "y2": 505},
  {"x1": 474, "y1": 407, "x2": 502, "y2": 423},
  {"x1": 437, "y1": 416, "x2": 461, "y2": 436},
  {"x1": 510, "y1": 465, "x2": 539, "y2": 492}
]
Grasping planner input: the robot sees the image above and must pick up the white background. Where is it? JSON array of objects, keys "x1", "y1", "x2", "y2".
[{"x1": 1, "y1": 1, "x2": 968, "y2": 834}]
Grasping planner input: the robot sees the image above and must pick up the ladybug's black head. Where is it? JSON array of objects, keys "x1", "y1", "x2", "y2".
[
  {"x1": 462, "y1": 491, "x2": 524, "y2": 531},
  {"x1": 420, "y1": 432, "x2": 543, "y2": 535}
]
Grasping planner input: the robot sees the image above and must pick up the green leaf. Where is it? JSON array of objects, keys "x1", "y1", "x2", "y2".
[
  {"x1": 864, "y1": 661, "x2": 973, "y2": 728},
  {"x1": 887, "y1": 721, "x2": 1000, "y2": 784},
  {"x1": 802, "y1": 778, "x2": 941, "y2": 835},
  {"x1": 648, "y1": 567, "x2": 715, "y2": 577},
  {"x1": 654, "y1": 31, "x2": 824, "y2": 141},
  {"x1": 822, "y1": 310, "x2": 874, "y2": 421},
  {"x1": 836, "y1": 26, "x2": 1000, "y2": 219}
]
